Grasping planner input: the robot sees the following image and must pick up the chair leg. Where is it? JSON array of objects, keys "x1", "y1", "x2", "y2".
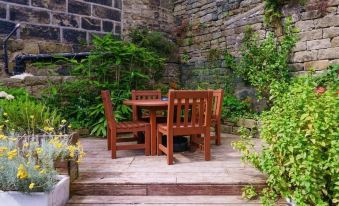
[
  {"x1": 145, "y1": 126, "x2": 150, "y2": 156},
  {"x1": 107, "y1": 126, "x2": 111, "y2": 150},
  {"x1": 157, "y1": 130, "x2": 162, "y2": 155},
  {"x1": 215, "y1": 123, "x2": 221, "y2": 145},
  {"x1": 111, "y1": 131, "x2": 117, "y2": 159},
  {"x1": 204, "y1": 132, "x2": 211, "y2": 161},
  {"x1": 167, "y1": 134, "x2": 174, "y2": 165}
]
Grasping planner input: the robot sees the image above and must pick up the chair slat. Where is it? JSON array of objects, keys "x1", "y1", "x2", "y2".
[
  {"x1": 176, "y1": 98, "x2": 182, "y2": 127},
  {"x1": 184, "y1": 98, "x2": 189, "y2": 127}
]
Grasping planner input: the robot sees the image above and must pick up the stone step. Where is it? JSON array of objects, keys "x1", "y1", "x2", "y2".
[{"x1": 67, "y1": 195, "x2": 287, "y2": 205}]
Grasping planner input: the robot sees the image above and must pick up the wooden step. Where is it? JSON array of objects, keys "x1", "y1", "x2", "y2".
[
  {"x1": 71, "y1": 182, "x2": 265, "y2": 196},
  {"x1": 67, "y1": 195, "x2": 287, "y2": 205}
]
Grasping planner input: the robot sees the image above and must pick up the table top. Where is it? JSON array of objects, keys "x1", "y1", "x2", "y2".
[{"x1": 123, "y1": 99, "x2": 168, "y2": 107}]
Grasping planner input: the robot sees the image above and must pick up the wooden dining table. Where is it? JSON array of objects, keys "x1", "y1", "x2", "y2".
[{"x1": 123, "y1": 99, "x2": 168, "y2": 156}]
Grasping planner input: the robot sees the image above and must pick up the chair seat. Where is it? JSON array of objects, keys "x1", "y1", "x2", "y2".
[{"x1": 117, "y1": 121, "x2": 149, "y2": 129}]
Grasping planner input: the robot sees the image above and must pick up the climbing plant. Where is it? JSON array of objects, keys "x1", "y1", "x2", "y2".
[
  {"x1": 264, "y1": 0, "x2": 307, "y2": 25},
  {"x1": 227, "y1": 17, "x2": 298, "y2": 101}
]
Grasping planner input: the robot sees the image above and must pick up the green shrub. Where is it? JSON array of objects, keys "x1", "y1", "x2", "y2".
[
  {"x1": 222, "y1": 95, "x2": 252, "y2": 122},
  {"x1": 0, "y1": 88, "x2": 61, "y2": 135},
  {"x1": 232, "y1": 69, "x2": 339, "y2": 205},
  {"x1": 43, "y1": 34, "x2": 163, "y2": 137},
  {"x1": 228, "y1": 17, "x2": 298, "y2": 101},
  {"x1": 129, "y1": 28, "x2": 177, "y2": 59}
]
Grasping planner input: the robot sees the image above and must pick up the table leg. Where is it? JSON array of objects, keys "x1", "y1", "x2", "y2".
[{"x1": 150, "y1": 110, "x2": 157, "y2": 156}]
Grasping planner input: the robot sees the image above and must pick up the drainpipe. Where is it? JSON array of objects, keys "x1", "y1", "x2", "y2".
[{"x1": 2, "y1": 23, "x2": 20, "y2": 76}]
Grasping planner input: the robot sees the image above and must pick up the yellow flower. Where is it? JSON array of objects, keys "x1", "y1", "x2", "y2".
[
  {"x1": 23, "y1": 143, "x2": 29, "y2": 147},
  {"x1": 34, "y1": 165, "x2": 40, "y2": 170},
  {"x1": 4, "y1": 120, "x2": 9, "y2": 123},
  {"x1": 7, "y1": 149, "x2": 17, "y2": 160},
  {"x1": 68, "y1": 145, "x2": 76, "y2": 158},
  {"x1": 9, "y1": 137, "x2": 17, "y2": 142},
  {"x1": 3, "y1": 113, "x2": 8, "y2": 116},
  {"x1": 39, "y1": 169, "x2": 46, "y2": 174},
  {"x1": 30, "y1": 115, "x2": 34, "y2": 119},
  {"x1": 25, "y1": 153, "x2": 30, "y2": 158},
  {"x1": 61, "y1": 119, "x2": 67, "y2": 124},
  {"x1": 36, "y1": 147, "x2": 43, "y2": 155},
  {"x1": 0, "y1": 134, "x2": 7, "y2": 140},
  {"x1": 68, "y1": 124, "x2": 72, "y2": 128},
  {"x1": 43, "y1": 126, "x2": 54, "y2": 132},
  {"x1": 29, "y1": 182, "x2": 35, "y2": 190},
  {"x1": 17, "y1": 164, "x2": 28, "y2": 179}
]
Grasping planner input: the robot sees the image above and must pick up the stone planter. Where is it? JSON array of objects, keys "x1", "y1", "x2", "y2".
[{"x1": 0, "y1": 175, "x2": 70, "y2": 206}]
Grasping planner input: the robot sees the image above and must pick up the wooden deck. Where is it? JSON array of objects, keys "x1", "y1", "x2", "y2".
[{"x1": 69, "y1": 133, "x2": 273, "y2": 205}]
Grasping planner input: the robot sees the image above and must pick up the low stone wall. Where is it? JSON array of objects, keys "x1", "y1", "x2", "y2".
[
  {"x1": 0, "y1": 76, "x2": 76, "y2": 97},
  {"x1": 220, "y1": 118, "x2": 258, "y2": 135}
]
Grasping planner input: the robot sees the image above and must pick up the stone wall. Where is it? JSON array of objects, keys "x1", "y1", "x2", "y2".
[
  {"x1": 122, "y1": 0, "x2": 175, "y2": 37},
  {"x1": 174, "y1": 0, "x2": 339, "y2": 86}
]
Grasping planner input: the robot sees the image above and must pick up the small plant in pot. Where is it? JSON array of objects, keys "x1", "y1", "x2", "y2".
[
  {"x1": 232, "y1": 66, "x2": 339, "y2": 206},
  {"x1": 0, "y1": 130, "x2": 84, "y2": 206}
]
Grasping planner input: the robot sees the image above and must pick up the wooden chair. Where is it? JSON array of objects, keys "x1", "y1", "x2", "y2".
[
  {"x1": 101, "y1": 90, "x2": 150, "y2": 159},
  {"x1": 211, "y1": 89, "x2": 224, "y2": 145},
  {"x1": 131, "y1": 90, "x2": 162, "y2": 121},
  {"x1": 157, "y1": 90, "x2": 213, "y2": 165}
]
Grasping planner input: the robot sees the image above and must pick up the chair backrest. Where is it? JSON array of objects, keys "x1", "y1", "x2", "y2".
[
  {"x1": 212, "y1": 89, "x2": 224, "y2": 121},
  {"x1": 101, "y1": 90, "x2": 116, "y2": 130},
  {"x1": 131, "y1": 90, "x2": 161, "y2": 120},
  {"x1": 167, "y1": 90, "x2": 213, "y2": 134}
]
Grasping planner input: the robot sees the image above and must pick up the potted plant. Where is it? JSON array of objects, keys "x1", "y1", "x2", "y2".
[{"x1": 0, "y1": 129, "x2": 84, "y2": 206}]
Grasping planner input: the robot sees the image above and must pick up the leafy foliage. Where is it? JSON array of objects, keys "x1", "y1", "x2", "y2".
[
  {"x1": 129, "y1": 28, "x2": 177, "y2": 59},
  {"x1": 242, "y1": 185, "x2": 258, "y2": 200},
  {"x1": 232, "y1": 68, "x2": 339, "y2": 205},
  {"x1": 0, "y1": 87, "x2": 61, "y2": 135},
  {"x1": 43, "y1": 34, "x2": 164, "y2": 137},
  {"x1": 222, "y1": 95, "x2": 252, "y2": 122},
  {"x1": 229, "y1": 18, "x2": 298, "y2": 100},
  {"x1": 264, "y1": 0, "x2": 307, "y2": 25}
]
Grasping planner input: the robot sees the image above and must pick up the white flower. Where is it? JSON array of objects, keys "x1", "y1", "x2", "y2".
[{"x1": 0, "y1": 91, "x2": 15, "y2": 100}]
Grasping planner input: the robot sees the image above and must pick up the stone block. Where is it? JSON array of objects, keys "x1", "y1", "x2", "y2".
[
  {"x1": 92, "y1": 5, "x2": 121, "y2": 21},
  {"x1": 24, "y1": 76, "x2": 48, "y2": 86},
  {"x1": 314, "y1": 15, "x2": 339, "y2": 28},
  {"x1": 304, "y1": 60, "x2": 330, "y2": 71},
  {"x1": 9, "y1": 6, "x2": 50, "y2": 24},
  {"x1": 0, "y1": 20, "x2": 15, "y2": 35},
  {"x1": 84, "y1": 0, "x2": 112, "y2": 6},
  {"x1": 1, "y1": 78, "x2": 24, "y2": 87},
  {"x1": 32, "y1": 0, "x2": 66, "y2": 12},
  {"x1": 307, "y1": 39, "x2": 331, "y2": 50},
  {"x1": 331, "y1": 36, "x2": 339, "y2": 47},
  {"x1": 62, "y1": 28, "x2": 87, "y2": 44},
  {"x1": 292, "y1": 41, "x2": 307, "y2": 52},
  {"x1": 220, "y1": 125, "x2": 232, "y2": 134},
  {"x1": 299, "y1": 29, "x2": 323, "y2": 42},
  {"x1": 21, "y1": 24, "x2": 60, "y2": 41},
  {"x1": 292, "y1": 50, "x2": 318, "y2": 63},
  {"x1": 52, "y1": 12, "x2": 80, "y2": 28},
  {"x1": 289, "y1": 63, "x2": 304, "y2": 71},
  {"x1": 68, "y1": 0, "x2": 91, "y2": 15},
  {"x1": 38, "y1": 42, "x2": 72, "y2": 53},
  {"x1": 0, "y1": 3, "x2": 6, "y2": 19},
  {"x1": 318, "y1": 47, "x2": 339, "y2": 60},
  {"x1": 1, "y1": 0, "x2": 28, "y2": 5},
  {"x1": 22, "y1": 42, "x2": 39, "y2": 54},
  {"x1": 115, "y1": 23, "x2": 121, "y2": 34},
  {"x1": 81, "y1": 17, "x2": 101, "y2": 31},
  {"x1": 323, "y1": 27, "x2": 339, "y2": 38},
  {"x1": 103, "y1": 21, "x2": 113, "y2": 32},
  {"x1": 295, "y1": 20, "x2": 314, "y2": 31},
  {"x1": 301, "y1": 10, "x2": 321, "y2": 20},
  {"x1": 114, "y1": 0, "x2": 122, "y2": 9}
]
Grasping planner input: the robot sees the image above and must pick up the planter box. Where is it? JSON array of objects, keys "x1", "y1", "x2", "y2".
[{"x1": 0, "y1": 175, "x2": 70, "y2": 206}]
